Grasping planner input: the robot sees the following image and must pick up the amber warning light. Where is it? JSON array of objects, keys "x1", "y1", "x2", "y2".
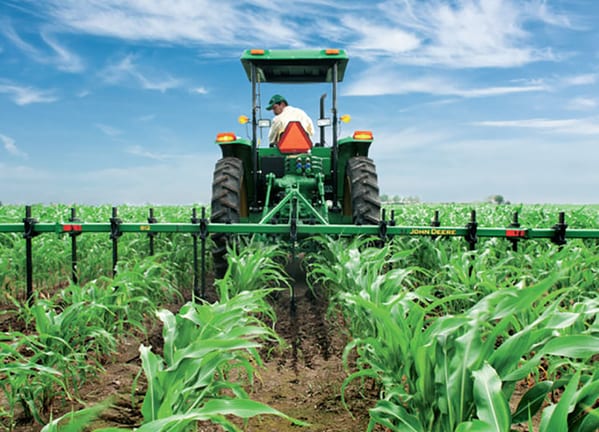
[
  {"x1": 216, "y1": 132, "x2": 236, "y2": 143},
  {"x1": 353, "y1": 131, "x2": 373, "y2": 140}
]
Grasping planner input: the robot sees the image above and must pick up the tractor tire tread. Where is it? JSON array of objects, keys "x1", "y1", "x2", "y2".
[
  {"x1": 210, "y1": 157, "x2": 245, "y2": 278},
  {"x1": 346, "y1": 156, "x2": 381, "y2": 225}
]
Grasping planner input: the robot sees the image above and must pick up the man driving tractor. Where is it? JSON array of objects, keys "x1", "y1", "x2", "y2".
[{"x1": 266, "y1": 94, "x2": 314, "y2": 145}]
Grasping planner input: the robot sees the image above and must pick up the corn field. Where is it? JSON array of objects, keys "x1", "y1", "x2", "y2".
[{"x1": 0, "y1": 203, "x2": 598, "y2": 431}]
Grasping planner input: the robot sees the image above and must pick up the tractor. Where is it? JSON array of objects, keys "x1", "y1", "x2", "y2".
[{"x1": 210, "y1": 49, "x2": 381, "y2": 276}]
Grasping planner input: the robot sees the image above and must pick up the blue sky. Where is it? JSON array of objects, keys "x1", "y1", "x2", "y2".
[{"x1": 1, "y1": 0, "x2": 598, "y2": 205}]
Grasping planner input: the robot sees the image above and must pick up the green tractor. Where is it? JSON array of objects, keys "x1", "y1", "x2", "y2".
[{"x1": 210, "y1": 48, "x2": 381, "y2": 275}]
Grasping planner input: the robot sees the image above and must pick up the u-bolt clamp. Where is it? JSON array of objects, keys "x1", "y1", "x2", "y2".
[
  {"x1": 23, "y1": 216, "x2": 39, "y2": 240},
  {"x1": 109, "y1": 216, "x2": 123, "y2": 240},
  {"x1": 551, "y1": 221, "x2": 567, "y2": 246},
  {"x1": 378, "y1": 209, "x2": 388, "y2": 242},
  {"x1": 147, "y1": 215, "x2": 158, "y2": 238},
  {"x1": 199, "y1": 217, "x2": 208, "y2": 241},
  {"x1": 465, "y1": 221, "x2": 478, "y2": 248}
]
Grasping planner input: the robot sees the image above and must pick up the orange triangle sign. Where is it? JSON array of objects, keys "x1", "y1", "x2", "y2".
[{"x1": 277, "y1": 121, "x2": 313, "y2": 154}]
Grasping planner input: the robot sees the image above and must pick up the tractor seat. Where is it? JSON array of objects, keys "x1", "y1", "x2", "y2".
[{"x1": 277, "y1": 121, "x2": 313, "y2": 154}]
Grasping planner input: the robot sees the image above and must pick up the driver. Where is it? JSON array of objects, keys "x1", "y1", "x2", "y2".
[{"x1": 266, "y1": 94, "x2": 314, "y2": 145}]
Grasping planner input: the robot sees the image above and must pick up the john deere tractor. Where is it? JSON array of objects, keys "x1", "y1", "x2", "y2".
[{"x1": 211, "y1": 48, "x2": 380, "y2": 275}]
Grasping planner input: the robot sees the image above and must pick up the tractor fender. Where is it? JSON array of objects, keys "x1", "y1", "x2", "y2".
[
  {"x1": 216, "y1": 137, "x2": 252, "y2": 159},
  {"x1": 337, "y1": 136, "x2": 373, "y2": 157},
  {"x1": 216, "y1": 138, "x2": 253, "y2": 183}
]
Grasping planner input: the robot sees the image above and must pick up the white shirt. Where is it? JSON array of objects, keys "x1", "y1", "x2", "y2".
[{"x1": 268, "y1": 105, "x2": 314, "y2": 144}]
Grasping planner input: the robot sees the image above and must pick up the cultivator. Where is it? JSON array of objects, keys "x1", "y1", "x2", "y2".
[
  {"x1": 2, "y1": 48, "x2": 599, "y2": 301},
  {"x1": 2, "y1": 205, "x2": 599, "y2": 304}
]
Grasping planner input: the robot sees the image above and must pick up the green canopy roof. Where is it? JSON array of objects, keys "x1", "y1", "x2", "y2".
[{"x1": 240, "y1": 49, "x2": 349, "y2": 83}]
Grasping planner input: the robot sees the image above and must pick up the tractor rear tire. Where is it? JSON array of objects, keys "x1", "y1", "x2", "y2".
[
  {"x1": 344, "y1": 156, "x2": 381, "y2": 225},
  {"x1": 210, "y1": 157, "x2": 247, "y2": 278}
]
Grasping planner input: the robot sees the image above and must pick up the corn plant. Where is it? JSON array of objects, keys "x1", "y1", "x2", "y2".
[
  {"x1": 30, "y1": 300, "x2": 115, "y2": 383},
  {"x1": 215, "y1": 238, "x2": 290, "y2": 298},
  {"x1": 0, "y1": 332, "x2": 67, "y2": 428},
  {"x1": 59, "y1": 255, "x2": 181, "y2": 335},
  {"x1": 137, "y1": 291, "x2": 284, "y2": 428}
]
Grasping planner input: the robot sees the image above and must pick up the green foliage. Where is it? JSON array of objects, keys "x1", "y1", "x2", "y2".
[
  {"x1": 0, "y1": 333, "x2": 66, "y2": 428},
  {"x1": 215, "y1": 238, "x2": 290, "y2": 298},
  {"x1": 0, "y1": 251, "x2": 180, "y2": 428},
  {"x1": 136, "y1": 291, "x2": 289, "y2": 430},
  {"x1": 310, "y1": 237, "x2": 599, "y2": 431}
]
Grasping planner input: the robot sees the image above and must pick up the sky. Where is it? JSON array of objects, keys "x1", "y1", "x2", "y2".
[{"x1": 1, "y1": 0, "x2": 598, "y2": 206}]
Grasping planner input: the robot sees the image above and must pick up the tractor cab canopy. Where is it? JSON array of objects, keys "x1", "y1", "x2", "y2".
[{"x1": 241, "y1": 49, "x2": 348, "y2": 83}]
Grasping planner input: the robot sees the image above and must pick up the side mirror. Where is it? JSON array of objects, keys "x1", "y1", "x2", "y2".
[
  {"x1": 258, "y1": 119, "x2": 271, "y2": 128},
  {"x1": 317, "y1": 118, "x2": 331, "y2": 127}
]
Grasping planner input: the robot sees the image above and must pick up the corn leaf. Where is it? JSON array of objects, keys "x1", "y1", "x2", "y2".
[
  {"x1": 471, "y1": 362, "x2": 511, "y2": 432},
  {"x1": 577, "y1": 407, "x2": 599, "y2": 432},
  {"x1": 455, "y1": 419, "x2": 496, "y2": 432},
  {"x1": 139, "y1": 344, "x2": 165, "y2": 422},
  {"x1": 512, "y1": 380, "x2": 553, "y2": 423},
  {"x1": 368, "y1": 399, "x2": 424, "y2": 432},
  {"x1": 41, "y1": 400, "x2": 112, "y2": 432},
  {"x1": 157, "y1": 309, "x2": 176, "y2": 365},
  {"x1": 541, "y1": 370, "x2": 581, "y2": 432},
  {"x1": 540, "y1": 335, "x2": 599, "y2": 358}
]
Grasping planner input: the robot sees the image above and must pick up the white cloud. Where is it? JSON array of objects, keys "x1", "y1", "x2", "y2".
[
  {"x1": 344, "y1": 69, "x2": 546, "y2": 97},
  {"x1": 95, "y1": 123, "x2": 122, "y2": 137},
  {"x1": 341, "y1": 16, "x2": 420, "y2": 58},
  {"x1": 1, "y1": 22, "x2": 84, "y2": 72},
  {"x1": 0, "y1": 83, "x2": 57, "y2": 105},
  {"x1": 0, "y1": 134, "x2": 28, "y2": 158},
  {"x1": 370, "y1": 127, "x2": 451, "y2": 156},
  {"x1": 137, "y1": 114, "x2": 156, "y2": 122},
  {"x1": 190, "y1": 86, "x2": 208, "y2": 95},
  {"x1": 474, "y1": 117, "x2": 599, "y2": 135},
  {"x1": 32, "y1": 1, "x2": 302, "y2": 47},
  {"x1": 344, "y1": 0, "x2": 567, "y2": 68},
  {"x1": 562, "y1": 74, "x2": 597, "y2": 86},
  {"x1": 126, "y1": 145, "x2": 171, "y2": 160},
  {"x1": 40, "y1": 32, "x2": 85, "y2": 72},
  {"x1": 566, "y1": 98, "x2": 597, "y2": 111},
  {"x1": 2, "y1": 22, "x2": 40, "y2": 57},
  {"x1": 136, "y1": 73, "x2": 181, "y2": 93},
  {"x1": 101, "y1": 54, "x2": 182, "y2": 92},
  {"x1": 22, "y1": 0, "x2": 571, "y2": 70},
  {"x1": 102, "y1": 54, "x2": 136, "y2": 83}
]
